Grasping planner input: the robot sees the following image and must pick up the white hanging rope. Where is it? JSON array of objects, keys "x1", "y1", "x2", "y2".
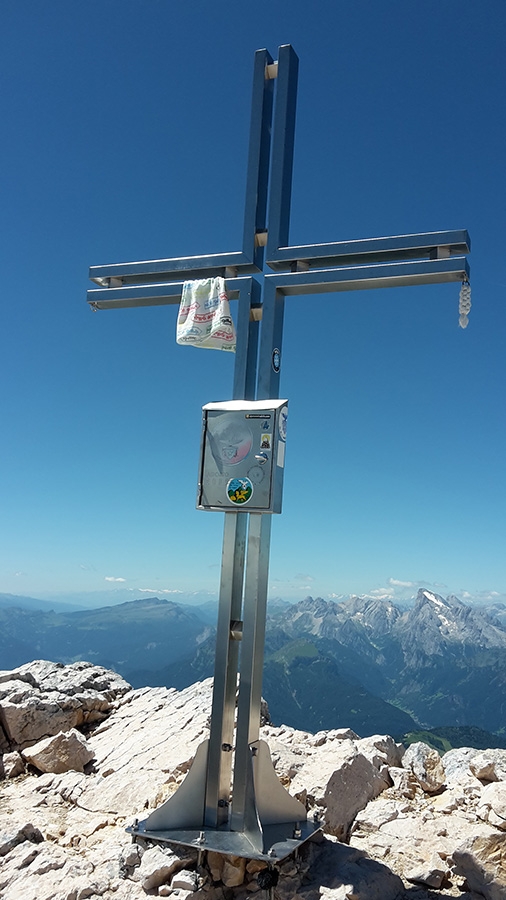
[{"x1": 459, "y1": 280, "x2": 471, "y2": 328}]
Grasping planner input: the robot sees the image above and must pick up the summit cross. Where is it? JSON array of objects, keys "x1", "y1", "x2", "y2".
[{"x1": 87, "y1": 45, "x2": 470, "y2": 861}]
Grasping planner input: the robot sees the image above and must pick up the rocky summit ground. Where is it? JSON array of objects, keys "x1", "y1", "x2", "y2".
[{"x1": 1, "y1": 660, "x2": 505, "y2": 900}]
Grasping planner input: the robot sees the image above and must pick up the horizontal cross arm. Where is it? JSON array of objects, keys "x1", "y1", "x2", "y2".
[
  {"x1": 264, "y1": 256, "x2": 470, "y2": 296},
  {"x1": 266, "y1": 229, "x2": 470, "y2": 271},
  {"x1": 86, "y1": 276, "x2": 255, "y2": 310},
  {"x1": 89, "y1": 251, "x2": 258, "y2": 287}
]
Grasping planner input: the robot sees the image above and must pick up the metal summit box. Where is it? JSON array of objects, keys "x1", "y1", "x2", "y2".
[{"x1": 197, "y1": 399, "x2": 288, "y2": 513}]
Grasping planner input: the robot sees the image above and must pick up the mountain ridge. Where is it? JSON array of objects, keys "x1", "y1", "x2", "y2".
[{"x1": 1, "y1": 588, "x2": 505, "y2": 739}]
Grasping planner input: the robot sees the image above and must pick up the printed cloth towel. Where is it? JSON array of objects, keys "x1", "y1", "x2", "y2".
[{"x1": 176, "y1": 277, "x2": 236, "y2": 351}]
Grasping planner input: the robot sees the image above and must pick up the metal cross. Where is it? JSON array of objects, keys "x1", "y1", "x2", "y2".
[{"x1": 87, "y1": 45, "x2": 470, "y2": 861}]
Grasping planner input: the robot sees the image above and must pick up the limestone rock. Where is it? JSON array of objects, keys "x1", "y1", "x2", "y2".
[
  {"x1": 1, "y1": 751, "x2": 25, "y2": 779},
  {"x1": 451, "y1": 833, "x2": 506, "y2": 900},
  {"x1": 0, "y1": 822, "x2": 44, "y2": 857},
  {"x1": 312, "y1": 728, "x2": 360, "y2": 745},
  {"x1": 296, "y1": 836, "x2": 404, "y2": 900},
  {"x1": 79, "y1": 680, "x2": 212, "y2": 816},
  {"x1": 120, "y1": 843, "x2": 143, "y2": 871},
  {"x1": 388, "y1": 766, "x2": 418, "y2": 798},
  {"x1": 207, "y1": 850, "x2": 225, "y2": 882},
  {"x1": 470, "y1": 749, "x2": 506, "y2": 783},
  {"x1": 0, "y1": 660, "x2": 130, "y2": 750},
  {"x1": 22, "y1": 728, "x2": 94, "y2": 774},
  {"x1": 324, "y1": 745, "x2": 390, "y2": 840},
  {"x1": 355, "y1": 735, "x2": 404, "y2": 770},
  {"x1": 404, "y1": 851, "x2": 447, "y2": 889},
  {"x1": 351, "y1": 798, "x2": 407, "y2": 834},
  {"x1": 221, "y1": 855, "x2": 246, "y2": 887},
  {"x1": 138, "y1": 846, "x2": 185, "y2": 890},
  {"x1": 2, "y1": 659, "x2": 506, "y2": 900},
  {"x1": 478, "y1": 783, "x2": 506, "y2": 830},
  {"x1": 288, "y1": 737, "x2": 386, "y2": 812},
  {"x1": 442, "y1": 747, "x2": 487, "y2": 785},
  {"x1": 402, "y1": 742, "x2": 445, "y2": 793},
  {"x1": 171, "y1": 868, "x2": 198, "y2": 890}
]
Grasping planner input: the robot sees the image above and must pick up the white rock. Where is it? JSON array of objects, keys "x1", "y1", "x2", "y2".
[
  {"x1": 0, "y1": 661, "x2": 130, "y2": 750},
  {"x1": 2, "y1": 661, "x2": 506, "y2": 900},
  {"x1": 404, "y1": 851, "x2": 447, "y2": 888},
  {"x1": 2, "y1": 751, "x2": 25, "y2": 778},
  {"x1": 138, "y1": 846, "x2": 182, "y2": 890},
  {"x1": 171, "y1": 868, "x2": 198, "y2": 890},
  {"x1": 471, "y1": 750, "x2": 506, "y2": 783},
  {"x1": 312, "y1": 728, "x2": 360, "y2": 745},
  {"x1": 442, "y1": 747, "x2": 483, "y2": 785},
  {"x1": 402, "y1": 742, "x2": 445, "y2": 793},
  {"x1": 431, "y1": 788, "x2": 460, "y2": 813},
  {"x1": 137, "y1": 845, "x2": 194, "y2": 891},
  {"x1": 355, "y1": 735, "x2": 404, "y2": 769},
  {"x1": 478, "y1": 782, "x2": 506, "y2": 830},
  {"x1": 388, "y1": 766, "x2": 417, "y2": 798},
  {"x1": 351, "y1": 798, "x2": 405, "y2": 834},
  {"x1": 451, "y1": 833, "x2": 506, "y2": 900},
  {"x1": 22, "y1": 729, "x2": 94, "y2": 774},
  {"x1": 120, "y1": 843, "x2": 143, "y2": 868}
]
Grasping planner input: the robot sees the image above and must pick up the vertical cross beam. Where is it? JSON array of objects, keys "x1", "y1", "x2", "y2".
[{"x1": 87, "y1": 44, "x2": 470, "y2": 861}]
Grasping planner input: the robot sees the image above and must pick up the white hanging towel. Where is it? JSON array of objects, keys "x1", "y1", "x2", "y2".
[{"x1": 176, "y1": 277, "x2": 236, "y2": 351}]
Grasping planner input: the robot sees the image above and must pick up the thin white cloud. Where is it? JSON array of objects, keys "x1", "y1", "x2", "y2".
[
  {"x1": 460, "y1": 588, "x2": 506, "y2": 605},
  {"x1": 138, "y1": 587, "x2": 183, "y2": 594},
  {"x1": 363, "y1": 588, "x2": 394, "y2": 600},
  {"x1": 387, "y1": 578, "x2": 416, "y2": 588},
  {"x1": 105, "y1": 576, "x2": 126, "y2": 583}
]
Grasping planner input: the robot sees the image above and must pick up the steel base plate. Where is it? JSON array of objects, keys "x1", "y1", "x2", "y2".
[{"x1": 127, "y1": 818, "x2": 322, "y2": 862}]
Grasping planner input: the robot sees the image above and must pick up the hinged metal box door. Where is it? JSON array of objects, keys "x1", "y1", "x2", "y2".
[{"x1": 197, "y1": 399, "x2": 288, "y2": 513}]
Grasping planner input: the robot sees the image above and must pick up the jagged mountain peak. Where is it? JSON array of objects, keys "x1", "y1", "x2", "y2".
[
  {"x1": 296, "y1": 595, "x2": 336, "y2": 614},
  {"x1": 273, "y1": 594, "x2": 401, "y2": 646},
  {"x1": 341, "y1": 597, "x2": 401, "y2": 632},
  {"x1": 405, "y1": 588, "x2": 506, "y2": 651},
  {"x1": 415, "y1": 589, "x2": 453, "y2": 609}
]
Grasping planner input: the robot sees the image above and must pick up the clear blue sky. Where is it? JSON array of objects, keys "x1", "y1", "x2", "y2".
[{"x1": 1, "y1": 0, "x2": 505, "y2": 607}]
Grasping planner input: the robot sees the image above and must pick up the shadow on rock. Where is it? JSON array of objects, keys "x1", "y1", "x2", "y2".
[{"x1": 299, "y1": 837, "x2": 404, "y2": 900}]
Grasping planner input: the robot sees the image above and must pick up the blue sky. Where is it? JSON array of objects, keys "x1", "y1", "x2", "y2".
[{"x1": 1, "y1": 0, "x2": 505, "y2": 607}]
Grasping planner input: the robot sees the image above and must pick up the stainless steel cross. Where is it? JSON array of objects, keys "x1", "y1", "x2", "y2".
[{"x1": 87, "y1": 45, "x2": 470, "y2": 861}]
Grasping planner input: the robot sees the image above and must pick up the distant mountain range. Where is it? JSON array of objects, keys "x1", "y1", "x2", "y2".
[
  {"x1": 1, "y1": 589, "x2": 506, "y2": 742},
  {"x1": 0, "y1": 597, "x2": 215, "y2": 676},
  {"x1": 262, "y1": 590, "x2": 506, "y2": 737},
  {"x1": 0, "y1": 589, "x2": 218, "y2": 612}
]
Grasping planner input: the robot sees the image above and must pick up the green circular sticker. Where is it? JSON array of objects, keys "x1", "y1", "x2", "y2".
[{"x1": 226, "y1": 477, "x2": 253, "y2": 505}]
